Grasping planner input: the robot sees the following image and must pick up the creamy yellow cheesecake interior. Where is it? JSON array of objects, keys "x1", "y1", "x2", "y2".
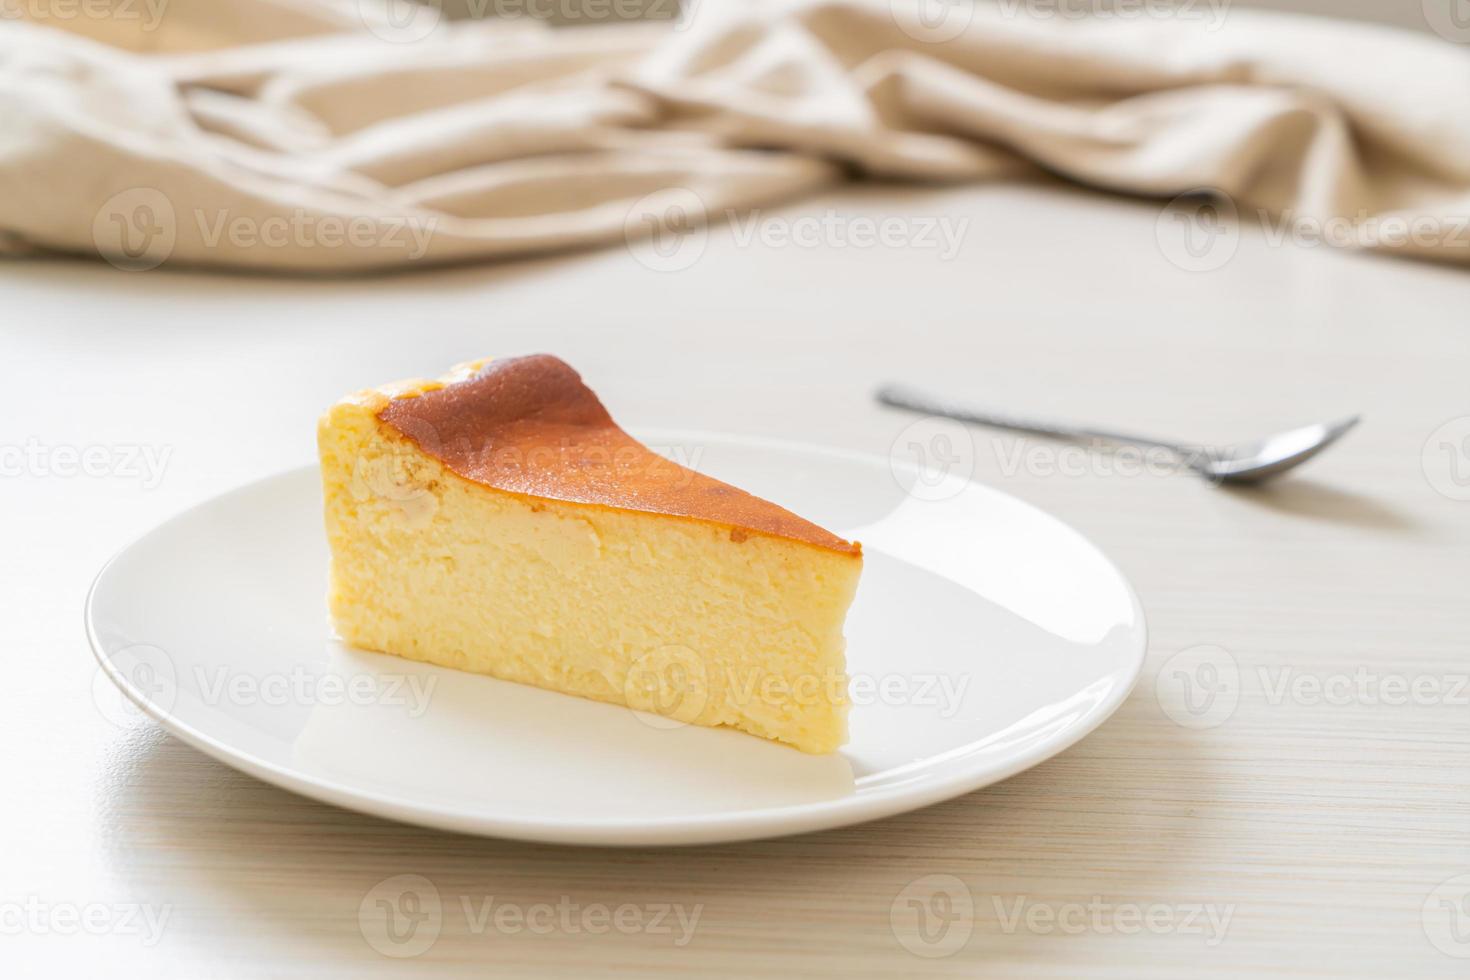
[{"x1": 318, "y1": 355, "x2": 863, "y2": 753}]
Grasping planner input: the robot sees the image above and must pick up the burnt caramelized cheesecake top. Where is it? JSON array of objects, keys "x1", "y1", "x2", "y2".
[{"x1": 376, "y1": 354, "x2": 861, "y2": 556}]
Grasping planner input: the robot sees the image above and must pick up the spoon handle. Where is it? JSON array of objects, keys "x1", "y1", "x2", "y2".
[{"x1": 875, "y1": 385, "x2": 1186, "y2": 454}]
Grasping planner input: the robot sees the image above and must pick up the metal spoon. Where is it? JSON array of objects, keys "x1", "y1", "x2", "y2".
[{"x1": 876, "y1": 384, "x2": 1360, "y2": 485}]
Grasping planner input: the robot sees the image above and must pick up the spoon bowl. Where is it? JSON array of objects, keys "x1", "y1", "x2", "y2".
[{"x1": 1198, "y1": 416, "x2": 1360, "y2": 484}]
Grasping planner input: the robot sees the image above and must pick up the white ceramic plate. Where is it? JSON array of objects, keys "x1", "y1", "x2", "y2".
[{"x1": 87, "y1": 431, "x2": 1146, "y2": 846}]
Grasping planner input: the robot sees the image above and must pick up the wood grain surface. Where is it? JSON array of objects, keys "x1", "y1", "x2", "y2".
[{"x1": 5, "y1": 180, "x2": 1469, "y2": 977}]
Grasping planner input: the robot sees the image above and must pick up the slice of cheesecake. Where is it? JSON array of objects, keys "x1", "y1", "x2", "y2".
[{"x1": 318, "y1": 355, "x2": 862, "y2": 753}]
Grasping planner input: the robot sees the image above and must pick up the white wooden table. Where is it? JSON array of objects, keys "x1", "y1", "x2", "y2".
[{"x1": 6, "y1": 179, "x2": 1469, "y2": 977}]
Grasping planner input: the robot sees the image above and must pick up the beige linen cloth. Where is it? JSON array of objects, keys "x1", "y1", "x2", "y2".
[{"x1": 3, "y1": 0, "x2": 1469, "y2": 272}]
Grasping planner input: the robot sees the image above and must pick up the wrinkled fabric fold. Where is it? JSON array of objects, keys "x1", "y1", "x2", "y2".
[{"x1": 2, "y1": 0, "x2": 1468, "y2": 272}]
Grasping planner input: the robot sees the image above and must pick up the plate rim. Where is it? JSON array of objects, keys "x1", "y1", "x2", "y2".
[{"x1": 85, "y1": 431, "x2": 1148, "y2": 846}]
